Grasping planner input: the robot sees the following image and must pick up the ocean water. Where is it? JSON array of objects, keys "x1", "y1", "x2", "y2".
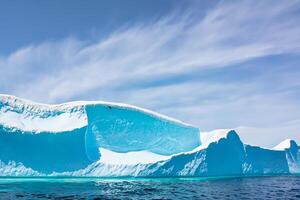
[{"x1": 0, "y1": 176, "x2": 299, "y2": 199}]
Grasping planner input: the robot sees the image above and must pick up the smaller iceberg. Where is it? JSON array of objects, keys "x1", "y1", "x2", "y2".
[
  {"x1": 273, "y1": 139, "x2": 300, "y2": 173},
  {"x1": 63, "y1": 130, "x2": 293, "y2": 177}
]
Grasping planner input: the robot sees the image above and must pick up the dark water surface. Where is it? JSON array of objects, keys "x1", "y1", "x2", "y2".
[{"x1": 0, "y1": 176, "x2": 299, "y2": 199}]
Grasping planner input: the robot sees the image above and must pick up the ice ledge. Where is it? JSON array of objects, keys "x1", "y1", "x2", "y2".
[{"x1": 0, "y1": 94, "x2": 196, "y2": 132}]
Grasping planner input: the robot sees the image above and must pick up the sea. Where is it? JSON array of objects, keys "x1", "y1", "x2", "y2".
[{"x1": 0, "y1": 176, "x2": 299, "y2": 199}]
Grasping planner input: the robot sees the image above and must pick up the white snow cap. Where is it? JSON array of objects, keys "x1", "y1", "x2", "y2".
[
  {"x1": 0, "y1": 94, "x2": 87, "y2": 132},
  {"x1": 273, "y1": 139, "x2": 298, "y2": 151},
  {"x1": 0, "y1": 94, "x2": 195, "y2": 133},
  {"x1": 185, "y1": 129, "x2": 236, "y2": 153}
]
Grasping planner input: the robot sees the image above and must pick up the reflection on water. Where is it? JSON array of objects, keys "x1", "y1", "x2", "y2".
[{"x1": 0, "y1": 176, "x2": 299, "y2": 199}]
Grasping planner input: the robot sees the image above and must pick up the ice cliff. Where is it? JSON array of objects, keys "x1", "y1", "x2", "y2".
[
  {"x1": 0, "y1": 94, "x2": 199, "y2": 174},
  {"x1": 273, "y1": 139, "x2": 300, "y2": 173},
  {"x1": 0, "y1": 95, "x2": 299, "y2": 177}
]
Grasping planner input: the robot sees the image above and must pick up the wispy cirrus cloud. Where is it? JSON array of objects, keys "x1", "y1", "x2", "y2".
[{"x1": 1, "y1": 0, "x2": 300, "y2": 147}]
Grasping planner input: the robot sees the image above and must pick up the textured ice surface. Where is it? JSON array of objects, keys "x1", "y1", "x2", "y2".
[{"x1": 84, "y1": 104, "x2": 199, "y2": 156}]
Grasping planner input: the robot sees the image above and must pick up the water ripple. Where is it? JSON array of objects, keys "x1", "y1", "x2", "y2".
[{"x1": 0, "y1": 176, "x2": 299, "y2": 199}]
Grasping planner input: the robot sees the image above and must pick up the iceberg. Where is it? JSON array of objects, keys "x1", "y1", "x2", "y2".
[
  {"x1": 0, "y1": 94, "x2": 199, "y2": 174},
  {"x1": 0, "y1": 94, "x2": 299, "y2": 177},
  {"x1": 273, "y1": 139, "x2": 300, "y2": 173}
]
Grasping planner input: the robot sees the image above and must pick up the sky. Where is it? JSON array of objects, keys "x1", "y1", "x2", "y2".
[{"x1": 1, "y1": 0, "x2": 300, "y2": 147}]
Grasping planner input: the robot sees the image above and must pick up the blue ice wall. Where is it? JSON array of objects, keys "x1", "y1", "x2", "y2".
[
  {"x1": 85, "y1": 105, "x2": 200, "y2": 155},
  {"x1": 244, "y1": 145, "x2": 289, "y2": 174},
  {"x1": 0, "y1": 125, "x2": 92, "y2": 173},
  {"x1": 284, "y1": 141, "x2": 300, "y2": 173},
  {"x1": 204, "y1": 130, "x2": 245, "y2": 176},
  {"x1": 134, "y1": 131, "x2": 290, "y2": 177},
  {"x1": 137, "y1": 130, "x2": 246, "y2": 177}
]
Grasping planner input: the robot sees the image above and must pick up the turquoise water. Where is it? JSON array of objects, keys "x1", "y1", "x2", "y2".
[{"x1": 0, "y1": 176, "x2": 299, "y2": 199}]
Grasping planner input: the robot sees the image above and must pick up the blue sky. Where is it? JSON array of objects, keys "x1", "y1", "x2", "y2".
[{"x1": 1, "y1": 0, "x2": 300, "y2": 147}]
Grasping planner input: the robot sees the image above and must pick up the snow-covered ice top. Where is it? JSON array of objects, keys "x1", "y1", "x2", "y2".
[
  {"x1": 0, "y1": 94, "x2": 87, "y2": 132},
  {"x1": 200, "y1": 129, "x2": 231, "y2": 145},
  {"x1": 0, "y1": 94, "x2": 195, "y2": 132},
  {"x1": 273, "y1": 139, "x2": 299, "y2": 151}
]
